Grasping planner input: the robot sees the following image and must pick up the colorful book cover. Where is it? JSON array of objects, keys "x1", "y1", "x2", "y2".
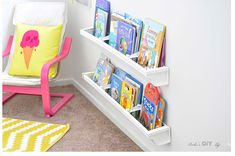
[
  {"x1": 138, "y1": 18, "x2": 166, "y2": 68},
  {"x1": 94, "y1": 8, "x2": 108, "y2": 38},
  {"x1": 114, "y1": 67, "x2": 129, "y2": 80},
  {"x1": 124, "y1": 13, "x2": 143, "y2": 52},
  {"x1": 155, "y1": 97, "x2": 166, "y2": 128},
  {"x1": 120, "y1": 81, "x2": 134, "y2": 110},
  {"x1": 125, "y1": 75, "x2": 143, "y2": 105},
  {"x1": 109, "y1": 13, "x2": 125, "y2": 48},
  {"x1": 109, "y1": 20, "x2": 118, "y2": 48},
  {"x1": 139, "y1": 83, "x2": 160, "y2": 130},
  {"x1": 109, "y1": 74, "x2": 122, "y2": 103},
  {"x1": 116, "y1": 21, "x2": 136, "y2": 55},
  {"x1": 92, "y1": 57, "x2": 114, "y2": 87},
  {"x1": 94, "y1": 0, "x2": 110, "y2": 38}
]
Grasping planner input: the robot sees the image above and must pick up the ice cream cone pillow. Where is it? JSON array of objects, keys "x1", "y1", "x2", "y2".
[
  {"x1": 20, "y1": 30, "x2": 40, "y2": 69},
  {"x1": 9, "y1": 23, "x2": 63, "y2": 78}
]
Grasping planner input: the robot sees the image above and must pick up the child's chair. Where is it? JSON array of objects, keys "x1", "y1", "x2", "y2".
[{"x1": 2, "y1": 2, "x2": 74, "y2": 117}]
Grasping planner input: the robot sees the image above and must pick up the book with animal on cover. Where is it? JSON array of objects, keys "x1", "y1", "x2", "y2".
[
  {"x1": 92, "y1": 57, "x2": 115, "y2": 88},
  {"x1": 120, "y1": 80, "x2": 135, "y2": 110},
  {"x1": 116, "y1": 21, "x2": 136, "y2": 55},
  {"x1": 94, "y1": 0, "x2": 110, "y2": 38},
  {"x1": 109, "y1": 74, "x2": 122, "y2": 103},
  {"x1": 138, "y1": 18, "x2": 166, "y2": 68}
]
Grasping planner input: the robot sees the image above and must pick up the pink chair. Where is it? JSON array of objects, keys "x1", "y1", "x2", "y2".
[{"x1": 2, "y1": 2, "x2": 74, "y2": 117}]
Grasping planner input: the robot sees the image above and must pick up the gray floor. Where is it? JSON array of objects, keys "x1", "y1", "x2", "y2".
[{"x1": 2, "y1": 85, "x2": 142, "y2": 152}]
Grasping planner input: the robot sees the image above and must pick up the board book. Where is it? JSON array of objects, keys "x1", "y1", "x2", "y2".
[
  {"x1": 138, "y1": 18, "x2": 166, "y2": 68},
  {"x1": 94, "y1": 0, "x2": 110, "y2": 38},
  {"x1": 93, "y1": 57, "x2": 114, "y2": 87},
  {"x1": 116, "y1": 21, "x2": 136, "y2": 55},
  {"x1": 109, "y1": 74, "x2": 122, "y2": 103},
  {"x1": 139, "y1": 83, "x2": 160, "y2": 130}
]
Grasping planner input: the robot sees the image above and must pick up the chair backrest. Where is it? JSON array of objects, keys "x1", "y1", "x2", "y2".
[{"x1": 4, "y1": 1, "x2": 68, "y2": 74}]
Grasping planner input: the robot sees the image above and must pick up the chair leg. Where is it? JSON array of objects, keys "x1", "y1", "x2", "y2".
[
  {"x1": 41, "y1": 85, "x2": 74, "y2": 117},
  {"x1": 3, "y1": 93, "x2": 17, "y2": 104}
]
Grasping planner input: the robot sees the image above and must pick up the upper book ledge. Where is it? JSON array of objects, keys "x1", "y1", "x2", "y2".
[{"x1": 80, "y1": 27, "x2": 169, "y2": 86}]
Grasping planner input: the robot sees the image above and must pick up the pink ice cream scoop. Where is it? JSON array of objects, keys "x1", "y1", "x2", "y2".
[
  {"x1": 20, "y1": 30, "x2": 40, "y2": 69},
  {"x1": 20, "y1": 30, "x2": 40, "y2": 48}
]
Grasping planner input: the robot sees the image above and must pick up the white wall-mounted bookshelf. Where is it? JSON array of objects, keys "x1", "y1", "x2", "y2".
[
  {"x1": 82, "y1": 72, "x2": 171, "y2": 146},
  {"x1": 80, "y1": 27, "x2": 171, "y2": 149},
  {"x1": 80, "y1": 28, "x2": 169, "y2": 86}
]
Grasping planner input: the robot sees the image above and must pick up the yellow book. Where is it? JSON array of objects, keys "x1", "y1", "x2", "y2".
[{"x1": 120, "y1": 81, "x2": 135, "y2": 110}]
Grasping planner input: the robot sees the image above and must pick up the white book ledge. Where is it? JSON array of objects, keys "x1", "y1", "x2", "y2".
[
  {"x1": 82, "y1": 72, "x2": 171, "y2": 149},
  {"x1": 80, "y1": 28, "x2": 169, "y2": 86}
]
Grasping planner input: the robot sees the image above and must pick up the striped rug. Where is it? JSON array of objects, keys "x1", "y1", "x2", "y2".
[{"x1": 2, "y1": 117, "x2": 70, "y2": 152}]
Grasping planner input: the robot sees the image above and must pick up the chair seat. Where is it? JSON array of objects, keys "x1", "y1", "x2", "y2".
[{"x1": 2, "y1": 72, "x2": 54, "y2": 86}]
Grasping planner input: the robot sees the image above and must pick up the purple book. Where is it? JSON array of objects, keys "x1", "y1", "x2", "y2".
[
  {"x1": 116, "y1": 21, "x2": 136, "y2": 55},
  {"x1": 160, "y1": 38, "x2": 166, "y2": 67}
]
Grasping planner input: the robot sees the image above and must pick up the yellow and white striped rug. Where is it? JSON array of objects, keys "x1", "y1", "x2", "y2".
[{"x1": 2, "y1": 117, "x2": 70, "y2": 152}]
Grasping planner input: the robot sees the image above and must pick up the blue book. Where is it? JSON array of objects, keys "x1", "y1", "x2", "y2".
[
  {"x1": 94, "y1": 0, "x2": 110, "y2": 38},
  {"x1": 114, "y1": 67, "x2": 129, "y2": 80},
  {"x1": 116, "y1": 21, "x2": 136, "y2": 55},
  {"x1": 109, "y1": 74, "x2": 122, "y2": 103},
  {"x1": 125, "y1": 75, "x2": 143, "y2": 105},
  {"x1": 124, "y1": 13, "x2": 143, "y2": 52},
  {"x1": 93, "y1": 57, "x2": 114, "y2": 87}
]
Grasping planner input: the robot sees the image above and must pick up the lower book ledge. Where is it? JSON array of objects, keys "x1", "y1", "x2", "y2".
[{"x1": 82, "y1": 71, "x2": 171, "y2": 149}]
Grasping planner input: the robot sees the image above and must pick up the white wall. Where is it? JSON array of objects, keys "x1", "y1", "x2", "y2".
[{"x1": 2, "y1": 0, "x2": 231, "y2": 151}]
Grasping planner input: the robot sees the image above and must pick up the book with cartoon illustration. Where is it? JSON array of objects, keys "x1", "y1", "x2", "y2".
[
  {"x1": 116, "y1": 21, "x2": 136, "y2": 55},
  {"x1": 109, "y1": 74, "x2": 122, "y2": 103},
  {"x1": 139, "y1": 83, "x2": 160, "y2": 130},
  {"x1": 92, "y1": 57, "x2": 114, "y2": 88},
  {"x1": 138, "y1": 18, "x2": 166, "y2": 68},
  {"x1": 124, "y1": 13, "x2": 143, "y2": 52},
  {"x1": 120, "y1": 81, "x2": 135, "y2": 110},
  {"x1": 94, "y1": 0, "x2": 110, "y2": 39}
]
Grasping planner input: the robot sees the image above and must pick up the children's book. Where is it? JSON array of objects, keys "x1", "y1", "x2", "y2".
[
  {"x1": 125, "y1": 75, "x2": 143, "y2": 105},
  {"x1": 139, "y1": 83, "x2": 160, "y2": 130},
  {"x1": 114, "y1": 67, "x2": 129, "y2": 80},
  {"x1": 124, "y1": 13, "x2": 143, "y2": 52},
  {"x1": 116, "y1": 21, "x2": 136, "y2": 55},
  {"x1": 109, "y1": 74, "x2": 122, "y2": 103},
  {"x1": 138, "y1": 18, "x2": 166, "y2": 68},
  {"x1": 93, "y1": 57, "x2": 115, "y2": 87},
  {"x1": 109, "y1": 13, "x2": 125, "y2": 48},
  {"x1": 120, "y1": 81, "x2": 135, "y2": 110},
  {"x1": 94, "y1": 0, "x2": 110, "y2": 38},
  {"x1": 155, "y1": 97, "x2": 166, "y2": 128}
]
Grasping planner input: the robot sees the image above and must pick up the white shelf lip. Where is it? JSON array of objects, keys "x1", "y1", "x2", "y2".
[
  {"x1": 82, "y1": 71, "x2": 171, "y2": 145},
  {"x1": 80, "y1": 27, "x2": 169, "y2": 86}
]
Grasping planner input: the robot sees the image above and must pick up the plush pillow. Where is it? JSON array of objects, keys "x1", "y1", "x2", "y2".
[{"x1": 8, "y1": 23, "x2": 63, "y2": 78}]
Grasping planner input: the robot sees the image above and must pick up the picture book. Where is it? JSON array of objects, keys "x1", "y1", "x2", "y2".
[
  {"x1": 109, "y1": 13, "x2": 125, "y2": 48},
  {"x1": 139, "y1": 83, "x2": 160, "y2": 130},
  {"x1": 114, "y1": 67, "x2": 129, "y2": 80},
  {"x1": 155, "y1": 97, "x2": 166, "y2": 128},
  {"x1": 124, "y1": 13, "x2": 143, "y2": 52},
  {"x1": 109, "y1": 74, "x2": 122, "y2": 103},
  {"x1": 109, "y1": 20, "x2": 118, "y2": 48},
  {"x1": 116, "y1": 21, "x2": 136, "y2": 55},
  {"x1": 93, "y1": 57, "x2": 115, "y2": 87},
  {"x1": 138, "y1": 18, "x2": 166, "y2": 68},
  {"x1": 120, "y1": 81, "x2": 135, "y2": 110},
  {"x1": 125, "y1": 75, "x2": 143, "y2": 106},
  {"x1": 94, "y1": 0, "x2": 110, "y2": 38},
  {"x1": 94, "y1": 8, "x2": 108, "y2": 38}
]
